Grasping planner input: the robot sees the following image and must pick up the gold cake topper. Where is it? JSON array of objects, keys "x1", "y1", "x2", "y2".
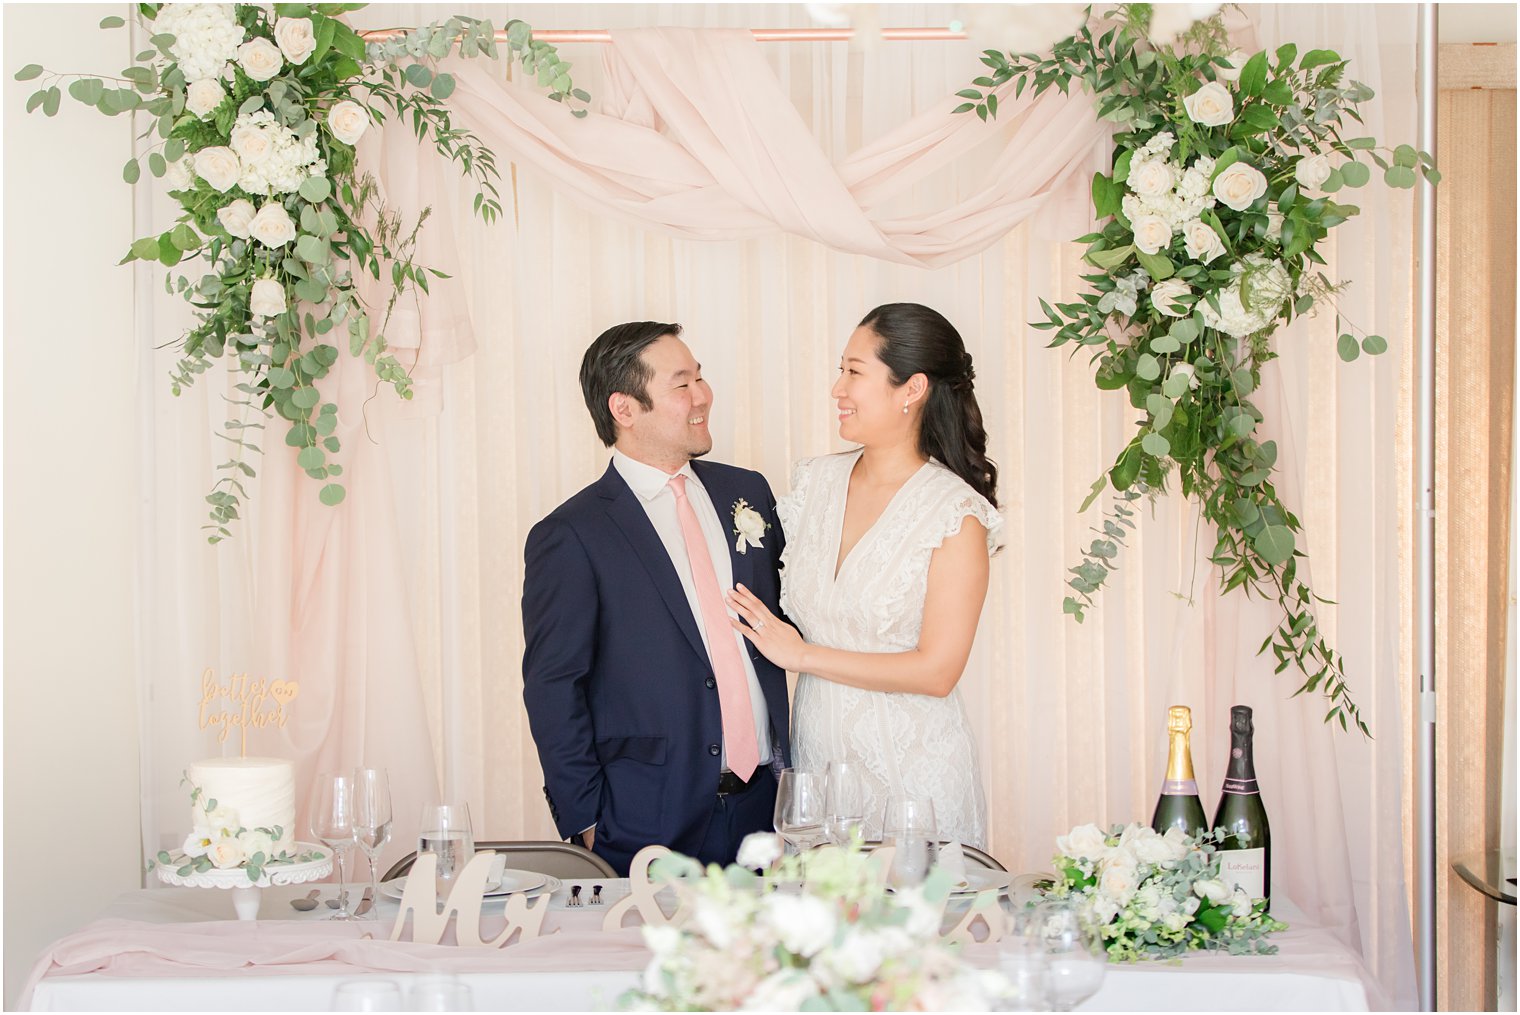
[{"x1": 198, "y1": 668, "x2": 300, "y2": 757}]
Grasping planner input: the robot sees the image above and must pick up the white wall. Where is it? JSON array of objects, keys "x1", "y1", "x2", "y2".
[
  {"x1": 1440, "y1": 2, "x2": 1518, "y2": 42},
  {"x1": 2, "y1": 5, "x2": 142, "y2": 1008}
]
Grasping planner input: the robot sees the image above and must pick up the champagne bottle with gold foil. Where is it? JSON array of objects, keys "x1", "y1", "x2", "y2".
[
  {"x1": 1212, "y1": 705, "x2": 1272, "y2": 909},
  {"x1": 1150, "y1": 705, "x2": 1208, "y2": 836}
]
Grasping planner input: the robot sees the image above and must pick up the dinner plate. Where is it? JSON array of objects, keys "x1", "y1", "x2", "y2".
[
  {"x1": 379, "y1": 868, "x2": 549, "y2": 901},
  {"x1": 950, "y1": 868, "x2": 1015, "y2": 897}
]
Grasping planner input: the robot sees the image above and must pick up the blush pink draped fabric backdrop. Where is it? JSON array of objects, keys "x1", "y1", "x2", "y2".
[{"x1": 141, "y1": 6, "x2": 1415, "y2": 1006}]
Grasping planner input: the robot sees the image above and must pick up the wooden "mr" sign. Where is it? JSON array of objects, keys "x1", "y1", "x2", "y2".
[{"x1": 388, "y1": 852, "x2": 552, "y2": 947}]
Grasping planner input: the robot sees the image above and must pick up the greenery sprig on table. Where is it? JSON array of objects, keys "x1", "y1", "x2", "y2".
[
  {"x1": 958, "y1": 5, "x2": 1437, "y2": 735},
  {"x1": 17, "y1": 4, "x2": 585, "y2": 541},
  {"x1": 145, "y1": 774, "x2": 324, "y2": 883}
]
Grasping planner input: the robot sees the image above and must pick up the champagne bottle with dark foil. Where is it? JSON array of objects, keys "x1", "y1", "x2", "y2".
[
  {"x1": 1212, "y1": 705, "x2": 1272, "y2": 909},
  {"x1": 1150, "y1": 705, "x2": 1207, "y2": 836}
]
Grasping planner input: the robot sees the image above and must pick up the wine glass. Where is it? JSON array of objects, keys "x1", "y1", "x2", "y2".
[
  {"x1": 823, "y1": 760, "x2": 867, "y2": 846},
  {"x1": 881, "y1": 795, "x2": 936, "y2": 887},
  {"x1": 331, "y1": 979, "x2": 404, "y2": 1011},
  {"x1": 1030, "y1": 897, "x2": 1107, "y2": 1011},
  {"x1": 994, "y1": 931, "x2": 1052, "y2": 1013},
  {"x1": 409, "y1": 975, "x2": 475, "y2": 1012},
  {"x1": 418, "y1": 800, "x2": 474, "y2": 902},
  {"x1": 311, "y1": 773, "x2": 358, "y2": 921},
  {"x1": 773, "y1": 769, "x2": 826, "y2": 853},
  {"x1": 352, "y1": 768, "x2": 392, "y2": 919}
]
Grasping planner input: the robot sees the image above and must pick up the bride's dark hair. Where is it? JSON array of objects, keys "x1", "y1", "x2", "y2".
[{"x1": 858, "y1": 303, "x2": 999, "y2": 508}]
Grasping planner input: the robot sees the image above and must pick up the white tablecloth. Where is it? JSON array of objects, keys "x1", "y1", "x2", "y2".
[{"x1": 25, "y1": 883, "x2": 1379, "y2": 1011}]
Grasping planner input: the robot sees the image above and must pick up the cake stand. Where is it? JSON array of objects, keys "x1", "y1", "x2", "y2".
[{"x1": 154, "y1": 842, "x2": 333, "y2": 920}]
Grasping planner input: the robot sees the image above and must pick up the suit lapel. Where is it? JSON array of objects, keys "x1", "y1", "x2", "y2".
[
  {"x1": 596, "y1": 463, "x2": 710, "y2": 667},
  {"x1": 694, "y1": 461, "x2": 753, "y2": 593}
]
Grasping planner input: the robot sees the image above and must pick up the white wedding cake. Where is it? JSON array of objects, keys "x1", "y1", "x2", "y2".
[{"x1": 188, "y1": 757, "x2": 296, "y2": 853}]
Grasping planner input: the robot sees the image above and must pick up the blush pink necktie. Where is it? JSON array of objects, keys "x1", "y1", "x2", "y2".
[{"x1": 668, "y1": 474, "x2": 760, "y2": 781}]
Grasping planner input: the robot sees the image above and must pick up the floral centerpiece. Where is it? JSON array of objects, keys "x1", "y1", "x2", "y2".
[
  {"x1": 147, "y1": 775, "x2": 323, "y2": 882},
  {"x1": 620, "y1": 834, "x2": 1008, "y2": 1011},
  {"x1": 1046, "y1": 822, "x2": 1286, "y2": 961},
  {"x1": 957, "y1": 4, "x2": 1437, "y2": 734},
  {"x1": 17, "y1": 4, "x2": 586, "y2": 541}
]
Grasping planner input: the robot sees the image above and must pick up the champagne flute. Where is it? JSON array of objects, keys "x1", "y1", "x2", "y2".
[
  {"x1": 311, "y1": 773, "x2": 358, "y2": 921},
  {"x1": 773, "y1": 770, "x2": 826, "y2": 854},
  {"x1": 823, "y1": 760, "x2": 867, "y2": 846},
  {"x1": 352, "y1": 768, "x2": 392, "y2": 919},
  {"x1": 1030, "y1": 897, "x2": 1107, "y2": 1011},
  {"x1": 418, "y1": 800, "x2": 474, "y2": 902},
  {"x1": 881, "y1": 795, "x2": 936, "y2": 887}
]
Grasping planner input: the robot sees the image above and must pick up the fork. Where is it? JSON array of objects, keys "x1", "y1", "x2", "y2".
[
  {"x1": 590, "y1": 884, "x2": 603, "y2": 905},
  {"x1": 569, "y1": 884, "x2": 582, "y2": 907}
]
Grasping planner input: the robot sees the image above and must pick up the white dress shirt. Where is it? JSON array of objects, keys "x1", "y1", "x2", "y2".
[{"x1": 612, "y1": 449, "x2": 774, "y2": 769}]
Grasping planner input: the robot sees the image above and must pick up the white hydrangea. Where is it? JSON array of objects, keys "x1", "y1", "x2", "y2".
[
  {"x1": 154, "y1": 4, "x2": 245, "y2": 84},
  {"x1": 1122, "y1": 142, "x2": 1216, "y2": 231},
  {"x1": 229, "y1": 110, "x2": 326, "y2": 195},
  {"x1": 1200, "y1": 255, "x2": 1293, "y2": 337}
]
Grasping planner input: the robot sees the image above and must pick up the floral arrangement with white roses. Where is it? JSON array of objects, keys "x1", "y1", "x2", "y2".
[
  {"x1": 1048, "y1": 822, "x2": 1286, "y2": 962},
  {"x1": 619, "y1": 834, "x2": 1010, "y2": 1012},
  {"x1": 147, "y1": 775, "x2": 323, "y2": 882},
  {"x1": 957, "y1": 5, "x2": 1438, "y2": 735},
  {"x1": 17, "y1": 4, "x2": 586, "y2": 540}
]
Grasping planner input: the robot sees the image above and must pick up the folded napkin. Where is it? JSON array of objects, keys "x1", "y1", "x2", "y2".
[{"x1": 937, "y1": 841, "x2": 970, "y2": 890}]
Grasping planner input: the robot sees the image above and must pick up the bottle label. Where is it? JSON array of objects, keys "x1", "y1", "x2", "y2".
[
  {"x1": 1218, "y1": 847, "x2": 1266, "y2": 899},
  {"x1": 1223, "y1": 777, "x2": 1259, "y2": 793},
  {"x1": 1160, "y1": 779, "x2": 1198, "y2": 795}
]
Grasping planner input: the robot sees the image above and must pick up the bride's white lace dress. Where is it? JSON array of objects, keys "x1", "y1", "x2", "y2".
[{"x1": 777, "y1": 450, "x2": 1003, "y2": 848}]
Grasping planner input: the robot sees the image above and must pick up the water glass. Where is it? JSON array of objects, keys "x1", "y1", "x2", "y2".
[
  {"x1": 773, "y1": 769, "x2": 826, "y2": 853},
  {"x1": 311, "y1": 773, "x2": 358, "y2": 921},
  {"x1": 418, "y1": 800, "x2": 474, "y2": 901},
  {"x1": 823, "y1": 760, "x2": 867, "y2": 846},
  {"x1": 881, "y1": 796, "x2": 936, "y2": 887},
  {"x1": 331, "y1": 978, "x2": 403, "y2": 1011},
  {"x1": 995, "y1": 935, "x2": 1051, "y2": 1012},
  {"x1": 409, "y1": 974, "x2": 475, "y2": 1011},
  {"x1": 1030, "y1": 897, "x2": 1107, "y2": 1011},
  {"x1": 352, "y1": 768, "x2": 392, "y2": 919}
]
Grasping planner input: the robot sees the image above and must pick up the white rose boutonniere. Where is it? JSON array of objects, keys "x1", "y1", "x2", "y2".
[{"x1": 731, "y1": 499, "x2": 769, "y2": 555}]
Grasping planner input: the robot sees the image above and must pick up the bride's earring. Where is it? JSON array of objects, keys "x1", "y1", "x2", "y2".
[{"x1": 902, "y1": 403, "x2": 910, "y2": 415}]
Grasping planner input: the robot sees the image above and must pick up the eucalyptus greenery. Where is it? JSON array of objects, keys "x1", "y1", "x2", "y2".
[
  {"x1": 17, "y1": 4, "x2": 584, "y2": 541},
  {"x1": 959, "y1": 5, "x2": 1437, "y2": 735},
  {"x1": 143, "y1": 773, "x2": 325, "y2": 883}
]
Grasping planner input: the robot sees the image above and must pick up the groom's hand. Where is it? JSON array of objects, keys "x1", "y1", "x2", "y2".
[{"x1": 581, "y1": 828, "x2": 595, "y2": 849}]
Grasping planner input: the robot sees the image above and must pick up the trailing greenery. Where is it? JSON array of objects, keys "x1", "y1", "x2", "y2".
[
  {"x1": 18, "y1": 4, "x2": 585, "y2": 541},
  {"x1": 958, "y1": 5, "x2": 1437, "y2": 734}
]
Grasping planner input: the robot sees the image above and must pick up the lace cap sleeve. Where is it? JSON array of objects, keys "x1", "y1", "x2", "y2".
[
  {"x1": 925, "y1": 470, "x2": 1004, "y2": 558},
  {"x1": 775, "y1": 456, "x2": 818, "y2": 540}
]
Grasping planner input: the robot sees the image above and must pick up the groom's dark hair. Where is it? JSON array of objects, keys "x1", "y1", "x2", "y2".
[{"x1": 580, "y1": 321, "x2": 683, "y2": 446}]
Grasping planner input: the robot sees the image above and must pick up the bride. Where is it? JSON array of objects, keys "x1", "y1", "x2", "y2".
[{"x1": 727, "y1": 302, "x2": 1002, "y2": 848}]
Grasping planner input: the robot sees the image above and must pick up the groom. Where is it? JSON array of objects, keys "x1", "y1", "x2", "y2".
[{"x1": 521, "y1": 321, "x2": 790, "y2": 876}]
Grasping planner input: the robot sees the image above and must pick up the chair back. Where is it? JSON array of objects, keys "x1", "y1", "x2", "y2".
[{"x1": 382, "y1": 840, "x2": 616, "y2": 882}]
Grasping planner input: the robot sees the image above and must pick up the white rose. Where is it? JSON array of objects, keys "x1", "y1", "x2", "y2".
[
  {"x1": 1265, "y1": 209, "x2": 1285, "y2": 241},
  {"x1": 202, "y1": 805, "x2": 240, "y2": 837},
  {"x1": 1162, "y1": 910, "x2": 1191, "y2": 932},
  {"x1": 736, "y1": 831, "x2": 783, "y2": 870},
  {"x1": 1295, "y1": 153, "x2": 1333, "y2": 191},
  {"x1": 229, "y1": 119, "x2": 274, "y2": 165},
  {"x1": 1090, "y1": 894, "x2": 1121, "y2": 926},
  {"x1": 1128, "y1": 158, "x2": 1177, "y2": 198},
  {"x1": 1131, "y1": 884, "x2": 1162, "y2": 919},
  {"x1": 165, "y1": 155, "x2": 194, "y2": 190},
  {"x1": 1170, "y1": 363, "x2": 1199, "y2": 390},
  {"x1": 1148, "y1": 4, "x2": 1222, "y2": 48},
  {"x1": 248, "y1": 202, "x2": 296, "y2": 247},
  {"x1": 641, "y1": 924, "x2": 682, "y2": 958},
  {"x1": 1098, "y1": 863, "x2": 1138, "y2": 905},
  {"x1": 1182, "y1": 218, "x2": 1225, "y2": 263},
  {"x1": 1211, "y1": 161, "x2": 1268, "y2": 211},
  {"x1": 1131, "y1": 826, "x2": 1182, "y2": 864},
  {"x1": 820, "y1": 929, "x2": 888, "y2": 982},
  {"x1": 237, "y1": 37, "x2": 284, "y2": 82},
  {"x1": 185, "y1": 78, "x2": 226, "y2": 118},
  {"x1": 1230, "y1": 890, "x2": 1255, "y2": 919},
  {"x1": 762, "y1": 893, "x2": 836, "y2": 957},
  {"x1": 1056, "y1": 823, "x2": 1108, "y2": 860},
  {"x1": 1161, "y1": 827, "x2": 1191, "y2": 864},
  {"x1": 236, "y1": 828, "x2": 275, "y2": 861},
  {"x1": 193, "y1": 146, "x2": 241, "y2": 193},
  {"x1": 273, "y1": 17, "x2": 316, "y2": 65},
  {"x1": 1131, "y1": 214, "x2": 1174, "y2": 256},
  {"x1": 744, "y1": 971, "x2": 821, "y2": 1012},
  {"x1": 250, "y1": 278, "x2": 287, "y2": 317},
  {"x1": 208, "y1": 838, "x2": 245, "y2": 870},
  {"x1": 326, "y1": 100, "x2": 370, "y2": 146},
  {"x1": 1184, "y1": 81, "x2": 1234, "y2": 127},
  {"x1": 1216, "y1": 48, "x2": 1250, "y2": 82},
  {"x1": 182, "y1": 830, "x2": 214, "y2": 858},
  {"x1": 1193, "y1": 877, "x2": 1232, "y2": 905},
  {"x1": 1151, "y1": 279, "x2": 1193, "y2": 318},
  {"x1": 217, "y1": 198, "x2": 256, "y2": 238},
  {"x1": 692, "y1": 897, "x2": 740, "y2": 950}
]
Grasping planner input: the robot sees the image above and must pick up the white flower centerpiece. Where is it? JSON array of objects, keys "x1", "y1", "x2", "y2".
[
  {"x1": 620, "y1": 834, "x2": 1009, "y2": 1011},
  {"x1": 16, "y1": 4, "x2": 590, "y2": 541},
  {"x1": 1046, "y1": 822, "x2": 1286, "y2": 962}
]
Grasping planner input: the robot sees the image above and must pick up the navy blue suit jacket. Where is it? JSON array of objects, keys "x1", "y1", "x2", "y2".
[{"x1": 521, "y1": 459, "x2": 791, "y2": 875}]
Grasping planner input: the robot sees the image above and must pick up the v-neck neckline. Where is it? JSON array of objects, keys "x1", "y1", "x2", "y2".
[{"x1": 830, "y1": 450, "x2": 932, "y2": 583}]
